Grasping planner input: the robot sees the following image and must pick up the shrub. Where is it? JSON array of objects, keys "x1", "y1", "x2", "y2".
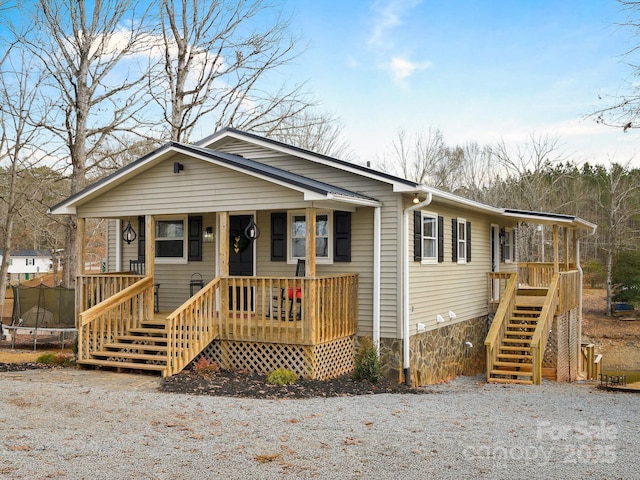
[
  {"x1": 266, "y1": 368, "x2": 298, "y2": 386},
  {"x1": 36, "y1": 352, "x2": 74, "y2": 367},
  {"x1": 192, "y1": 357, "x2": 220, "y2": 376},
  {"x1": 612, "y1": 251, "x2": 640, "y2": 306},
  {"x1": 352, "y1": 336, "x2": 383, "y2": 383}
]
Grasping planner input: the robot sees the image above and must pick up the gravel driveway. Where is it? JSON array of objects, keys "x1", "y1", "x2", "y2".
[{"x1": 0, "y1": 369, "x2": 636, "y2": 479}]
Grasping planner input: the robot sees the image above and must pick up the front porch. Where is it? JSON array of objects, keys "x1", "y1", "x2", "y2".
[{"x1": 75, "y1": 272, "x2": 358, "y2": 378}]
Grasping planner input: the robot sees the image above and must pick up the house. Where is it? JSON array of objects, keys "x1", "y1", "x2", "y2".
[
  {"x1": 49, "y1": 128, "x2": 596, "y2": 385},
  {"x1": 0, "y1": 250, "x2": 55, "y2": 283}
]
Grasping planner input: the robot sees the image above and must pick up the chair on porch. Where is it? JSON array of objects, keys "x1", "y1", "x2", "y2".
[
  {"x1": 129, "y1": 260, "x2": 160, "y2": 313},
  {"x1": 286, "y1": 259, "x2": 305, "y2": 319}
]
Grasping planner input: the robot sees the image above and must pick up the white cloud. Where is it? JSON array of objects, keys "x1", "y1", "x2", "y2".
[
  {"x1": 368, "y1": 0, "x2": 423, "y2": 48},
  {"x1": 387, "y1": 56, "x2": 431, "y2": 81}
]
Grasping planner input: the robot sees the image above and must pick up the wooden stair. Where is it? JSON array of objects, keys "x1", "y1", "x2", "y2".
[
  {"x1": 77, "y1": 319, "x2": 171, "y2": 375},
  {"x1": 488, "y1": 292, "x2": 544, "y2": 385}
]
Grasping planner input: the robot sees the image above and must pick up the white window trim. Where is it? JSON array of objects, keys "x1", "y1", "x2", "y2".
[
  {"x1": 154, "y1": 215, "x2": 188, "y2": 264},
  {"x1": 504, "y1": 227, "x2": 514, "y2": 263},
  {"x1": 457, "y1": 217, "x2": 467, "y2": 264},
  {"x1": 287, "y1": 210, "x2": 333, "y2": 264},
  {"x1": 420, "y1": 211, "x2": 438, "y2": 265}
]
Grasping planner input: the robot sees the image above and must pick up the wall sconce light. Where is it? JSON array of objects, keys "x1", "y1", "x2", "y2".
[
  {"x1": 412, "y1": 193, "x2": 420, "y2": 204},
  {"x1": 244, "y1": 218, "x2": 260, "y2": 241},
  {"x1": 122, "y1": 220, "x2": 137, "y2": 244},
  {"x1": 173, "y1": 162, "x2": 184, "y2": 174},
  {"x1": 204, "y1": 226, "x2": 214, "y2": 243}
]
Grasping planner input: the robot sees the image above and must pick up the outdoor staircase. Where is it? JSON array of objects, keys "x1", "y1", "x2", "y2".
[
  {"x1": 77, "y1": 317, "x2": 171, "y2": 375},
  {"x1": 487, "y1": 289, "x2": 545, "y2": 385}
]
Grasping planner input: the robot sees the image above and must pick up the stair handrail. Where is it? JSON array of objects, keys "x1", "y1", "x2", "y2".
[
  {"x1": 529, "y1": 273, "x2": 560, "y2": 384},
  {"x1": 77, "y1": 276, "x2": 155, "y2": 362},
  {"x1": 485, "y1": 273, "x2": 518, "y2": 381},
  {"x1": 165, "y1": 276, "x2": 221, "y2": 376}
]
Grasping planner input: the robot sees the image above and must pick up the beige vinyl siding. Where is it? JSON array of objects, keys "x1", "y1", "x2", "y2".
[
  {"x1": 407, "y1": 201, "x2": 510, "y2": 336},
  {"x1": 77, "y1": 155, "x2": 305, "y2": 218},
  {"x1": 106, "y1": 219, "x2": 117, "y2": 271}
]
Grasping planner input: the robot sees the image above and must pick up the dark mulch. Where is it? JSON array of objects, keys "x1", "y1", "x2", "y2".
[
  {"x1": 0, "y1": 362, "x2": 50, "y2": 372},
  {"x1": 160, "y1": 369, "x2": 432, "y2": 399}
]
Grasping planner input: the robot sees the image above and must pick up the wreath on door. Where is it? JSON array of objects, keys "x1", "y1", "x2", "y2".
[{"x1": 231, "y1": 230, "x2": 251, "y2": 254}]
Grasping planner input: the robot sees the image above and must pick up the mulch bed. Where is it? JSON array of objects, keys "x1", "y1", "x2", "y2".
[
  {"x1": 160, "y1": 369, "x2": 431, "y2": 399},
  {"x1": 1, "y1": 360, "x2": 431, "y2": 399}
]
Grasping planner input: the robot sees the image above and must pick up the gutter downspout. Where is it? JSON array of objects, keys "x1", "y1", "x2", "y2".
[
  {"x1": 373, "y1": 206, "x2": 381, "y2": 355},
  {"x1": 402, "y1": 192, "x2": 433, "y2": 386}
]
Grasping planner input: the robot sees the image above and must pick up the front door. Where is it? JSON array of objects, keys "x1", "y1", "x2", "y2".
[{"x1": 229, "y1": 215, "x2": 255, "y2": 310}]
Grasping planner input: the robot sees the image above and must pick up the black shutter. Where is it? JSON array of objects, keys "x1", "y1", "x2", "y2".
[
  {"x1": 451, "y1": 218, "x2": 458, "y2": 262},
  {"x1": 500, "y1": 227, "x2": 505, "y2": 262},
  {"x1": 437, "y1": 216, "x2": 444, "y2": 263},
  {"x1": 413, "y1": 211, "x2": 422, "y2": 261},
  {"x1": 334, "y1": 211, "x2": 352, "y2": 262},
  {"x1": 466, "y1": 221, "x2": 472, "y2": 262},
  {"x1": 188, "y1": 215, "x2": 202, "y2": 261},
  {"x1": 137, "y1": 216, "x2": 145, "y2": 262},
  {"x1": 271, "y1": 212, "x2": 286, "y2": 261}
]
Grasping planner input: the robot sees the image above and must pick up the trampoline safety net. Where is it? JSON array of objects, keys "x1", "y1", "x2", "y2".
[{"x1": 11, "y1": 284, "x2": 75, "y2": 329}]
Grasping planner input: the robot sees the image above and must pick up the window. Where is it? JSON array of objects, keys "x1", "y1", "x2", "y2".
[
  {"x1": 155, "y1": 217, "x2": 187, "y2": 263},
  {"x1": 457, "y1": 218, "x2": 467, "y2": 263},
  {"x1": 503, "y1": 228, "x2": 513, "y2": 263},
  {"x1": 26, "y1": 258, "x2": 35, "y2": 266},
  {"x1": 289, "y1": 212, "x2": 331, "y2": 262},
  {"x1": 422, "y1": 213, "x2": 437, "y2": 262}
]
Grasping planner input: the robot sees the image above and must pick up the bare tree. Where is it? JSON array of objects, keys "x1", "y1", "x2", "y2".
[
  {"x1": 267, "y1": 110, "x2": 355, "y2": 160},
  {"x1": 589, "y1": 1, "x2": 640, "y2": 131},
  {"x1": 0, "y1": 46, "x2": 54, "y2": 315},
  {"x1": 152, "y1": 0, "x2": 314, "y2": 142},
  {"x1": 17, "y1": 0, "x2": 152, "y2": 287}
]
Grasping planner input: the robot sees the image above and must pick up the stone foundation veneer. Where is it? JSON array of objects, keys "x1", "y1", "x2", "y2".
[{"x1": 376, "y1": 316, "x2": 489, "y2": 386}]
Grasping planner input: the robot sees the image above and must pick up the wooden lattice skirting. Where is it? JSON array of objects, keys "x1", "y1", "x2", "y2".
[{"x1": 197, "y1": 336, "x2": 355, "y2": 380}]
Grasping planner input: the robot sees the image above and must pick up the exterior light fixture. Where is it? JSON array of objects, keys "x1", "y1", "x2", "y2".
[
  {"x1": 173, "y1": 162, "x2": 184, "y2": 173},
  {"x1": 244, "y1": 218, "x2": 260, "y2": 241},
  {"x1": 122, "y1": 220, "x2": 137, "y2": 244},
  {"x1": 412, "y1": 194, "x2": 420, "y2": 204},
  {"x1": 204, "y1": 226, "x2": 214, "y2": 243}
]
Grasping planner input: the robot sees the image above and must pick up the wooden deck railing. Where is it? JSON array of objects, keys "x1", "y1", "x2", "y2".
[
  {"x1": 77, "y1": 273, "x2": 143, "y2": 316},
  {"x1": 485, "y1": 272, "x2": 518, "y2": 381},
  {"x1": 165, "y1": 277, "x2": 221, "y2": 376},
  {"x1": 530, "y1": 274, "x2": 560, "y2": 384},
  {"x1": 518, "y1": 262, "x2": 576, "y2": 288},
  {"x1": 487, "y1": 272, "x2": 514, "y2": 313},
  {"x1": 76, "y1": 276, "x2": 155, "y2": 361},
  {"x1": 217, "y1": 274, "x2": 359, "y2": 345},
  {"x1": 580, "y1": 343, "x2": 602, "y2": 380}
]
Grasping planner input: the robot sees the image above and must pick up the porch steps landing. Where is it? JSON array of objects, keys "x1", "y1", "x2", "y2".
[
  {"x1": 77, "y1": 318, "x2": 171, "y2": 375},
  {"x1": 488, "y1": 290, "x2": 544, "y2": 385}
]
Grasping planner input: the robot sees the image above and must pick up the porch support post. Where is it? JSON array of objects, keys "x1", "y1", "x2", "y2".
[
  {"x1": 564, "y1": 227, "x2": 570, "y2": 271},
  {"x1": 145, "y1": 215, "x2": 155, "y2": 277},
  {"x1": 553, "y1": 225, "x2": 559, "y2": 274},
  {"x1": 145, "y1": 215, "x2": 155, "y2": 317},
  {"x1": 218, "y1": 212, "x2": 229, "y2": 276},
  {"x1": 75, "y1": 217, "x2": 86, "y2": 321},
  {"x1": 305, "y1": 207, "x2": 316, "y2": 276}
]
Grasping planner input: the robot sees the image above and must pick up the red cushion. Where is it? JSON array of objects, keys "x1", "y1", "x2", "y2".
[{"x1": 287, "y1": 287, "x2": 302, "y2": 299}]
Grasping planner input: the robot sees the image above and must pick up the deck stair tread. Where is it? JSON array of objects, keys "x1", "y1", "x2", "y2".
[
  {"x1": 499, "y1": 345, "x2": 532, "y2": 352},
  {"x1": 501, "y1": 338, "x2": 532, "y2": 344},
  {"x1": 507, "y1": 323, "x2": 537, "y2": 329},
  {"x1": 496, "y1": 353, "x2": 532, "y2": 360},
  {"x1": 488, "y1": 378, "x2": 533, "y2": 385},
  {"x1": 493, "y1": 361, "x2": 533, "y2": 369},
  {"x1": 77, "y1": 358, "x2": 167, "y2": 372},
  {"x1": 116, "y1": 335, "x2": 168, "y2": 344},
  {"x1": 103, "y1": 342, "x2": 168, "y2": 352},
  {"x1": 128, "y1": 327, "x2": 167, "y2": 335},
  {"x1": 490, "y1": 369, "x2": 534, "y2": 377},
  {"x1": 91, "y1": 351, "x2": 168, "y2": 362}
]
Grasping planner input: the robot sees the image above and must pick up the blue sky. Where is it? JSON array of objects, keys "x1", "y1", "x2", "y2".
[{"x1": 278, "y1": 0, "x2": 639, "y2": 166}]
